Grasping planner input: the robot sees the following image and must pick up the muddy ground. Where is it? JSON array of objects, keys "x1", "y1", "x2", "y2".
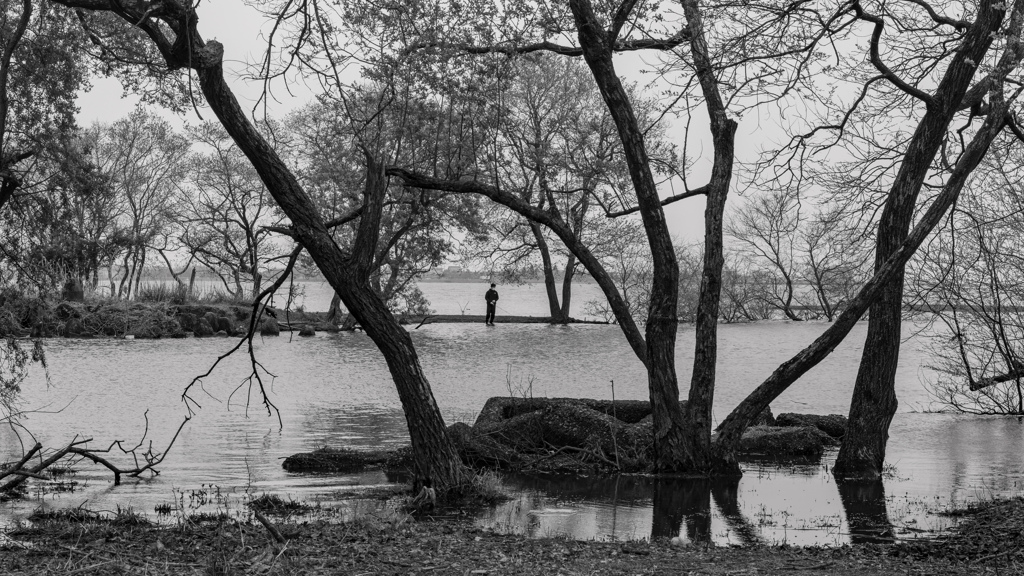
[{"x1": 3, "y1": 496, "x2": 1022, "y2": 575}]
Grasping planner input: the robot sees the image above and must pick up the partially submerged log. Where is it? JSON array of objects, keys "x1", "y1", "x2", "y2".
[{"x1": 463, "y1": 397, "x2": 774, "y2": 473}]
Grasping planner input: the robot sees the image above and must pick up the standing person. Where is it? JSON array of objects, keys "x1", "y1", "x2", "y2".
[{"x1": 485, "y1": 283, "x2": 499, "y2": 326}]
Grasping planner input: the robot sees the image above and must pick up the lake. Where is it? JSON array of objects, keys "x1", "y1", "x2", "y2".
[{"x1": 2, "y1": 281, "x2": 1022, "y2": 546}]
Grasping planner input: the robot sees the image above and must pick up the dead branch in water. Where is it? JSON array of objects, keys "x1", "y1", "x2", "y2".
[{"x1": 0, "y1": 414, "x2": 189, "y2": 495}]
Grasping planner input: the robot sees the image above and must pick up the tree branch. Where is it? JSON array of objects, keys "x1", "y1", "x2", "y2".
[
  {"x1": 403, "y1": 35, "x2": 689, "y2": 58},
  {"x1": 853, "y1": 1, "x2": 935, "y2": 105},
  {"x1": 605, "y1": 186, "x2": 708, "y2": 217},
  {"x1": 387, "y1": 166, "x2": 649, "y2": 365}
]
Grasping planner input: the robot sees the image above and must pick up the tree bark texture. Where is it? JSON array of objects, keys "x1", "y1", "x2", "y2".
[
  {"x1": 569, "y1": 0, "x2": 691, "y2": 473},
  {"x1": 560, "y1": 253, "x2": 576, "y2": 320},
  {"x1": 531, "y1": 222, "x2": 566, "y2": 321},
  {"x1": 678, "y1": 0, "x2": 739, "y2": 475},
  {"x1": 835, "y1": 0, "x2": 1008, "y2": 480}
]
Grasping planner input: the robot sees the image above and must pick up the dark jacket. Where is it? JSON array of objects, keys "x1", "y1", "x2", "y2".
[{"x1": 485, "y1": 288, "x2": 499, "y2": 304}]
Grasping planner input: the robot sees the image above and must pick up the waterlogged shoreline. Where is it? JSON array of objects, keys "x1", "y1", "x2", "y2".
[
  {"x1": 2, "y1": 312, "x2": 1008, "y2": 546},
  {"x1": 0, "y1": 296, "x2": 607, "y2": 340},
  {"x1": 3, "y1": 496, "x2": 1022, "y2": 575}
]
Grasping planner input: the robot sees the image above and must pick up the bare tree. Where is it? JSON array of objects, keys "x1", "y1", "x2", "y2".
[
  {"x1": 176, "y1": 122, "x2": 280, "y2": 299},
  {"x1": 799, "y1": 207, "x2": 871, "y2": 322},
  {"x1": 288, "y1": 92, "x2": 487, "y2": 324},
  {"x1": 467, "y1": 53, "x2": 678, "y2": 323},
  {"x1": 33, "y1": 0, "x2": 475, "y2": 490},
  {"x1": 912, "y1": 147, "x2": 1024, "y2": 414},
  {"x1": 727, "y1": 190, "x2": 803, "y2": 321},
  {"x1": 91, "y1": 108, "x2": 189, "y2": 299}
]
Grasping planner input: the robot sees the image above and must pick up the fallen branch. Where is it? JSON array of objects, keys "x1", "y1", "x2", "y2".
[
  {"x1": 253, "y1": 509, "x2": 287, "y2": 544},
  {"x1": 0, "y1": 442, "x2": 41, "y2": 482}
]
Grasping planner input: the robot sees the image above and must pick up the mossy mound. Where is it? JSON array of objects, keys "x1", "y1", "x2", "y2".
[
  {"x1": 455, "y1": 398, "x2": 802, "y2": 473},
  {"x1": 475, "y1": 397, "x2": 654, "y2": 428},
  {"x1": 282, "y1": 447, "x2": 410, "y2": 473},
  {"x1": 775, "y1": 413, "x2": 847, "y2": 439},
  {"x1": 737, "y1": 425, "x2": 833, "y2": 458}
]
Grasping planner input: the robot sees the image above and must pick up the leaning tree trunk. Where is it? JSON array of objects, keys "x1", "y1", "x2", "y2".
[
  {"x1": 190, "y1": 43, "x2": 468, "y2": 489},
  {"x1": 834, "y1": 0, "x2": 1008, "y2": 480},
  {"x1": 338, "y1": 277, "x2": 468, "y2": 487}
]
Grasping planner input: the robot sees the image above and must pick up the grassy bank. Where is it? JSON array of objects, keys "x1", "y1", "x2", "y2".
[
  {"x1": 0, "y1": 290, "x2": 333, "y2": 339},
  {"x1": 3, "y1": 496, "x2": 1022, "y2": 575}
]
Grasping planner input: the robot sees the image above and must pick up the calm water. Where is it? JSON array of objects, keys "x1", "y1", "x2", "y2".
[{"x1": 2, "y1": 282, "x2": 1023, "y2": 546}]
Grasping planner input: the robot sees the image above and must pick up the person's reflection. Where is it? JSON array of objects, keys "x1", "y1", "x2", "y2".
[
  {"x1": 837, "y1": 479, "x2": 894, "y2": 543},
  {"x1": 711, "y1": 479, "x2": 761, "y2": 545},
  {"x1": 651, "y1": 478, "x2": 711, "y2": 542}
]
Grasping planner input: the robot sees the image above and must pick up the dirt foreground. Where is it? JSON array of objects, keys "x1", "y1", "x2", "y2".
[{"x1": 2, "y1": 497, "x2": 1022, "y2": 576}]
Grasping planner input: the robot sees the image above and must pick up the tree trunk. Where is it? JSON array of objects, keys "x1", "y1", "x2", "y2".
[
  {"x1": 833, "y1": 282, "x2": 901, "y2": 479},
  {"x1": 117, "y1": 251, "x2": 131, "y2": 298},
  {"x1": 326, "y1": 292, "x2": 343, "y2": 323},
  {"x1": 570, "y1": 0, "x2": 690, "y2": 473},
  {"x1": 190, "y1": 42, "x2": 468, "y2": 489},
  {"x1": 339, "y1": 279, "x2": 468, "y2": 487},
  {"x1": 133, "y1": 249, "x2": 146, "y2": 296},
  {"x1": 560, "y1": 254, "x2": 576, "y2": 320},
  {"x1": 675, "y1": 0, "x2": 739, "y2": 475},
  {"x1": 530, "y1": 222, "x2": 564, "y2": 321},
  {"x1": 339, "y1": 312, "x2": 358, "y2": 331},
  {"x1": 834, "y1": 0, "x2": 1007, "y2": 480}
]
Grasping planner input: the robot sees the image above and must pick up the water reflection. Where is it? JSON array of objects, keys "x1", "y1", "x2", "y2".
[
  {"x1": 484, "y1": 468, "x2": 909, "y2": 546},
  {"x1": 487, "y1": 474, "x2": 768, "y2": 544},
  {"x1": 711, "y1": 480, "x2": 761, "y2": 545},
  {"x1": 652, "y1": 478, "x2": 711, "y2": 542},
  {"x1": 837, "y1": 480, "x2": 893, "y2": 544}
]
